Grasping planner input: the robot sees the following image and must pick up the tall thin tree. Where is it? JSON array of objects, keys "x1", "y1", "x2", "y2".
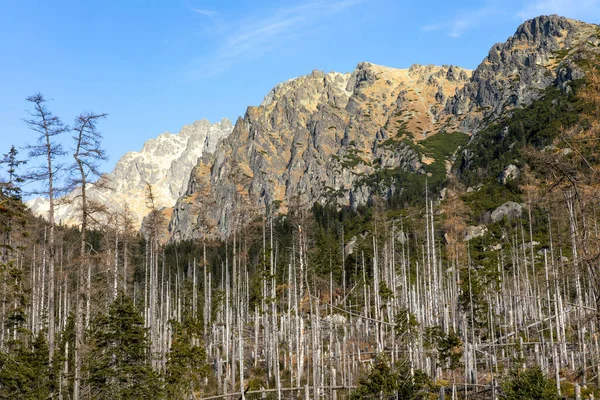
[
  {"x1": 69, "y1": 111, "x2": 107, "y2": 400},
  {"x1": 0, "y1": 146, "x2": 26, "y2": 349},
  {"x1": 23, "y1": 93, "x2": 67, "y2": 364}
]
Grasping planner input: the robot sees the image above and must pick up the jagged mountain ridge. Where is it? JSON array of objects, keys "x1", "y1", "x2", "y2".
[
  {"x1": 446, "y1": 15, "x2": 600, "y2": 133},
  {"x1": 169, "y1": 63, "x2": 472, "y2": 239},
  {"x1": 169, "y1": 15, "x2": 600, "y2": 240},
  {"x1": 28, "y1": 119, "x2": 233, "y2": 229}
]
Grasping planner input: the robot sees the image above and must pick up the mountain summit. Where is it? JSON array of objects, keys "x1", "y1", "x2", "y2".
[
  {"x1": 169, "y1": 15, "x2": 600, "y2": 240},
  {"x1": 169, "y1": 63, "x2": 472, "y2": 239},
  {"x1": 446, "y1": 14, "x2": 599, "y2": 132}
]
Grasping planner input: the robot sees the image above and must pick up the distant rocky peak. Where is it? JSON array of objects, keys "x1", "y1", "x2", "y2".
[
  {"x1": 260, "y1": 77, "x2": 299, "y2": 107},
  {"x1": 258, "y1": 70, "x2": 353, "y2": 112},
  {"x1": 444, "y1": 65, "x2": 470, "y2": 82},
  {"x1": 176, "y1": 119, "x2": 218, "y2": 140},
  {"x1": 347, "y1": 62, "x2": 378, "y2": 91},
  {"x1": 27, "y1": 118, "x2": 233, "y2": 229},
  {"x1": 260, "y1": 70, "x2": 351, "y2": 103}
]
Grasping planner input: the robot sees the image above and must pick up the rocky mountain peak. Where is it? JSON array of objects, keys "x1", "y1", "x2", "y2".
[
  {"x1": 258, "y1": 70, "x2": 352, "y2": 115},
  {"x1": 444, "y1": 15, "x2": 599, "y2": 132},
  {"x1": 514, "y1": 15, "x2": 584, "y2": 44},
  {"x1": 28, "y1": 118, "x2": 233, "y2": 229},
  {"x1": 169, "y1": 62, "x2": 472, "y2": 240},
  {"x1": 168, "y1": 16, "x2": 600, "y2": 241}
]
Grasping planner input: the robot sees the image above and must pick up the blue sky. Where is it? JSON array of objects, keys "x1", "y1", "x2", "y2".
[{"x1": 1, "y1": 0, "x2": 600, "y2": 178}]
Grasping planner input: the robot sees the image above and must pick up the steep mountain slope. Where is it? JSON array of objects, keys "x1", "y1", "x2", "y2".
[
  {"x1": 28, "y1": 119, "x2": 232, "y2": 228},
  {"x1": 170, "y1": 64, "x2": 471, "y2": 239},
  {"x1": 169, "y1": 15, "x2": 600, "y2": 240}
]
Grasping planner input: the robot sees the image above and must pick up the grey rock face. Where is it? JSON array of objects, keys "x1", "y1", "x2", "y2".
[
  {"x1": 344, "y1": 236, "x2": 358, "y2": 257},
  {"x1": 490, "y1": 201, "x2": 524, "y2": 223},
  {"x1": 169, "y1": 63, "x2": 470, "y2": 240},
  {"x1": 499, "y1": 164, "x2": 519, "y2": 185},
  {"x1": 394, "y1": 230, "x2": 409, "y2": 245},
  {"x1": 445, "y1": 15, "x2": 600, "y2": 133}
]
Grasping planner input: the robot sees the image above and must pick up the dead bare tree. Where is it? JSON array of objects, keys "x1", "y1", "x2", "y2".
[
  {"x1": 23, "y1": 93, "x2": 67, "y2": 364},
  {"x1": 67, "y1": 111, "x2": 107, "y2": 400}
]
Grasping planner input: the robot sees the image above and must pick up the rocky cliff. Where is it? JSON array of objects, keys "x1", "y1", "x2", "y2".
[
  {"x1": 28, "y1": 119, "x2": 233, "y2": 229},
  {"x1": 445, "y1": 15, "x2": 600, "y2": 133},
  {"x1": 168, "y1": 15, "x2": 600, "y2": 240},
  {"x1": 169, "y1": 63, "x2": 472, "y2": 239}
]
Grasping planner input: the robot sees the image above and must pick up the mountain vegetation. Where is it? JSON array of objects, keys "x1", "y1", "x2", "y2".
[{"x1": 2, "y1": 14, "x2": 600, "y2": 400}]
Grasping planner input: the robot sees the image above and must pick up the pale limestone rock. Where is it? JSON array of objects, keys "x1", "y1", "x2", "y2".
[
  {"x1": 465, "y1": 225, "x2": 488, "y2": 241},
  {"x1": 27, "y1": 119, "x2": 232, "y2": 229},
  {"x1": 500, "y1": 164, "x2": 519, "y2": 185}
]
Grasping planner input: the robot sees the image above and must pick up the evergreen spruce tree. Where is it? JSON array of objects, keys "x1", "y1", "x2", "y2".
[
  {"x1": 0, "y1": 146, "x2": 27, "y2": 344},
  {"x1": 500, "y1": 367, "x2": 559, "y2": 400},
  {"x1": 0, "y1": 332, "x2": 52, "y2": 399},
  {"x1": 0, "y1": 145, "x2": 27, "y2": 251},
  {"x1": 350, "y1": 356, "x2": 430, "y2": 400},
  {"x1": 164, "y1": 317, "x2": 209, "y2": 398},
  {"x1": 86, "y1": 292, "x2": 161, "y2": 399}
]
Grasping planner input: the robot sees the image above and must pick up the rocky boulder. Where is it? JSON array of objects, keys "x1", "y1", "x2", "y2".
[
  {"x1": 465, "y1": 225, "x2": 488, "y2": 241},
  {"x1": 499, "y1": 164, "x2": 519, "y2": 185},
  {"x1": 491, "y1": 201, "x2": 524, "y2": 223}
]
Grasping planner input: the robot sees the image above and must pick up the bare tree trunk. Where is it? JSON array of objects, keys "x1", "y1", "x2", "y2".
[
  {"x1": 74, "y1": 267, "x2": 83, "y2": 400},
  {"x1": 114, "y1": 215, "x2": 119, "y2": 300}
]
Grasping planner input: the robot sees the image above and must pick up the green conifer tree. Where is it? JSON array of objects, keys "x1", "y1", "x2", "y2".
[
  {"x1": 350, "y1": 356, "x2": 430, "y2": 400},
  {"x1": 164, "y1": 317, "x2": 209, "y2": 398},
  {"x1": 86, "y1": 292, "x2": 162, "y2": 399},
  {"x1": 0, "y1": 332, "x2": 52, "y2": 399},
  {"x1": 0, "y1": 146, "x2": 27, "y2": 339},
  {"x1": 500, "y1": 367, "x2": 559, "y2": 400}
]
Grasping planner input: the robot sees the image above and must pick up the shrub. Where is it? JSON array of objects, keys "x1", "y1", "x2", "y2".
[{"x1": 500, "y1": 367, "x2": 559, "y2": 400}]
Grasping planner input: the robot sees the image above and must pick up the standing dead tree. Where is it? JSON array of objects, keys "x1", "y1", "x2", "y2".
[
  {"x1": 68, "y1": 111, "x2": 107, "y2": 400},
  {"x1": 23, "y1": 93, "x2": 67, "y2": 364}
]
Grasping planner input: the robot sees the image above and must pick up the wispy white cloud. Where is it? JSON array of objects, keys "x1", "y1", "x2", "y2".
[
  {"x1": 186, "y1": 0, "x2": 363, "y2": 78},
  {"x1": 421, "y1": 6, "x2": 502, "y2": 38},
  {"x1": 422, "y1": 0, "x2": 600, "y2": 39},
  {"x1": 517, "y1": 0, "x2": 600, "y2": 20},
  {"x1": 192, "y1": 8, "x2": 216, "y2": 17}
]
